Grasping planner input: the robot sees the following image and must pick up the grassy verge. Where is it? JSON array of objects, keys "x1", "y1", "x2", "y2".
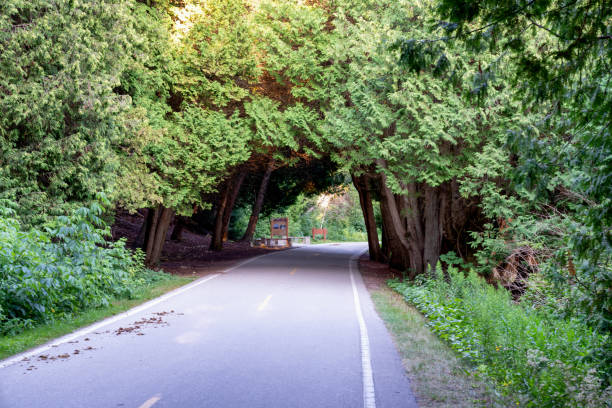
[
  {"x1": 0, "y1": 274, "x2": 194, "y2": 360},
  {"x1": 389, "y1": 268, "x2": 611, "y2": 408},
  {"x1": 369, "y1": 285, "x2": 509, "y2": 408}
]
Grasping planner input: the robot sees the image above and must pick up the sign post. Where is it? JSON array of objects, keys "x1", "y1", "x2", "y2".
[
  {"x1": 311, "y1": 228, "x2": 327, "y2": 241},
  {"x1": 270, "y1": 217, "x2": 290, "y2": 247}
]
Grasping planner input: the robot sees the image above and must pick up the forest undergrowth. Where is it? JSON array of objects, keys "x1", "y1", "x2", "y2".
[{"x1": 389, "y1": 265, "x2": 611, "y2": 407}]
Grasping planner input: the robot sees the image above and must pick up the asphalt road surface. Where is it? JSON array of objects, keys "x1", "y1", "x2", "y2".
[{"x1": 0, "y1": 243, "x2": 418, "y2": 408}]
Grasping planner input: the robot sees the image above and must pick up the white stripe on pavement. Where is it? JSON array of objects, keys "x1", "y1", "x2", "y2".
[
  {"x1": 0, "y1": 252, "x2": 273, "y2": 370},
  {"x1": 138, "y1": 394, "x2": 161, "y2": 408},
  {"x1": 349, "y1": 249, "x2": 376, "y2": 408}
]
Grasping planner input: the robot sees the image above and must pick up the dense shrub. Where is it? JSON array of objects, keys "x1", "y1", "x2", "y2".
[
  {"x1": 0, "y1": 200, "x2": 160, "y2": 335},
  {"x1": 389, "y1": 268, "x2": 611, "y2": 407}
]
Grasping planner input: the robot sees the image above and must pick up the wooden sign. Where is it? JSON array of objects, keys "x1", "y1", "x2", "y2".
[
  {"x1": 312, "y1": 228, "x2": 327, "y2": 240},
  {"x1": 270, "y1": 217, "x2": 289, "y2": 238}
]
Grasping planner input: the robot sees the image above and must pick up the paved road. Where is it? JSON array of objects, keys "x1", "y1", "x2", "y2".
[{"x1": 0, "y1": 243, "x2": 417, "y2": 408}]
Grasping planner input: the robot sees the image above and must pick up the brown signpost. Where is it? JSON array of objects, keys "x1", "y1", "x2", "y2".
[
  {"x1": 312, "y1": 228, "x2": 327, "y2": 241},
  {"x1": 270, "y1": 217, "x2": 289, "y2": 239}
]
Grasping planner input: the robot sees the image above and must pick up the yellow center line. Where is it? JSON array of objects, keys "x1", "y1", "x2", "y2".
[
  {"x1": 138, "y1": 395, "x2": 161, "y2": 408},
  {"x1": 290, "y1": 268, "x2": 296, "y2": 275},
  {"x1": 257, "y1": 294, "x2": 273, "y2": 312}
]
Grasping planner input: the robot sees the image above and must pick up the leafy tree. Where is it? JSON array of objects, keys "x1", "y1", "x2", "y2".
[
  {"x1": 113, "y1": 0, "x2": 257, "y2": 262},
  {"x1": 323, "y1": 0, "x2": 518, "y2": 275},
  {"x1": 0, "y1": 0, "x2": 139, "y2": 225},
  {"x1": 408, "y1": 0, "x2": 612, "y2": 334}
]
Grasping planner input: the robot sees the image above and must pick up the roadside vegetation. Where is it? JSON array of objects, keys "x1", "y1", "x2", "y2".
[
  {"x1": 370, "y1": 286, "x2": 507, "y2": 408},
  {"x1": 0, "y1": 273, "x2": 192, "y2": 360},
  {"x1": 0, "y1": 196, "x2": 188, "y2": 338},
  {"x1": 389, "y1": 265, "x2": 611, "y2": 407}
]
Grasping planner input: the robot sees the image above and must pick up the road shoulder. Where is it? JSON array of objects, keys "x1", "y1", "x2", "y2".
[{"x1": 359, "y1": 256, "x2": 509, "y2": 408}]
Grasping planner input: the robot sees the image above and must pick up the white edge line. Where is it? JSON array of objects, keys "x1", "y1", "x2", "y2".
[
  {"x1": 349, "y1": 247, "x2": 376, "y2": 408},
  {"x1": 138, "y1": 394, "x2": 162, "y2": 408},
  {"x1": 0, "y1": 251, "x2": 275, "y2": 369},
  {"x1": 257, "y1": 294, "x2": 273, "y2": 312}
]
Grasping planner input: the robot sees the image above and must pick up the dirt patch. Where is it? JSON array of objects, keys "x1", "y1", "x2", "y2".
[
  {"x1": 358, "y1": 255, "x2": 403, "y2": 290},
  {"x1": 112, "y1": 211, "x2": 285, "y2": 277}
]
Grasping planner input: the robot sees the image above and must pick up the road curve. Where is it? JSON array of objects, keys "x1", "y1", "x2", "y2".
[{"x1": 0, "y1": 243, "x2": 417, "y2": 408}]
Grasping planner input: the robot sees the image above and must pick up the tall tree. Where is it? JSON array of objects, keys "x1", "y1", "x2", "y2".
[
  {"x1": 208, "y1": 0, "x2": 336, "y2": 248},
  {"x1": 0, "y1": 0, "x2": 139, "y2": 225},
  {"x1": 323, "y1": 0, "x2": 517, "y2": 274},
  {"x1": 241, "y1": 158, "x2": 276, "y2": 242},
  {"x1": 116, "y1": 0, "x2": 257, "y2": 263},
  {"x1": 418, "y1": 0, "x2": 611, "y2": 334}
]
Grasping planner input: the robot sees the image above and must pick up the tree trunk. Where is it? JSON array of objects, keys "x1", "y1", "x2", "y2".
[
  {"x1": 380, "y1": 210, "x2": 390, "y2": 260},
  {"x1": 379, "y1": 195, "x2": 411, "y2": 271},
  {"x1": 149, "y1": 207, "x2": 174, "y2": 266},
  {"x1": 220, "y1": 171, "x2": 247, "y2": 244},
  {"x1": 210, "y1": 171, "x2": 247, "y2": 251},
  {"x1": 423, "y1": 184, "x2": 442, "y2": 275},
  {"x1": 401, "y1": 182, "x2": 425, "y2": 276},
  {"x1": 144, "y1": 206, "x2": 174, "y2": 267},
  {"x1": 134, "y1": 209, "x2": 152, "y2": 249},
  {"x1": 145, "y1": 206, "x2": 161, "y2": 262},
  {"x1": 241, "y1": 159, "x2": 275, "y2": 242},
  {"x1": 352, "y1": 173, "x2": 383, "y2": 262},
  {"x1": 171, "y1": 217, "x2": 186, "y2": 242},
  {"x1": 210, "y1": 184, "x2": 231, "y2": 252},
  {"x1": 376, "y1": 160, "x2": 414, "y2": 272}
]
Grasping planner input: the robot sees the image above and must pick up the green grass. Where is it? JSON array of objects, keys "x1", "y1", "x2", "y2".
[
  {"x1": 0, "y1": 274, "x2": 194, "y2": 360},
  {"x1": 369, "y1": 285, "x2": 508, "y2": 408},
  {"x1": 389, "y1": 269, "x2": 612, "y2": 408}
]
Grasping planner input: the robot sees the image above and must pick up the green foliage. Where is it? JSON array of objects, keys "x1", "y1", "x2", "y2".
[
  {"x1": 171, "y1": 0, "x2": 259, "y2": 107},
  {"x1": 0, "y1": 200, "x2": 159, "y2": 335},
  {"x1": 133, "y1": 108, "x2": 252, "y2": 215},
  {"x1": 0, "y1": 0, "x2": 140, "y2": 224},
  {"x1": 318, "y1": 1, "x2": 521, "y2": 283},
  {"x1": 390, "y1": 269, "x2": 612, "y2": 407},
  {"x1": 231, "y1": 184, "x2": 371, "y2": 242},
  {"x1": 505, "y1": 120, "x2": 612, "y2": 334},
  {"x1": 404, "y1": 0, "x2": 612, "y2": 335},
  {"x1": 114, "y1": 0, "x2": 258, "y2": 215}
]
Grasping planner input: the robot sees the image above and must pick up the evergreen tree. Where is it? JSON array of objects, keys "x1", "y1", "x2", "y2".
[{"x1": 0, "y1": 0, "x2": 139, "y2": 224}]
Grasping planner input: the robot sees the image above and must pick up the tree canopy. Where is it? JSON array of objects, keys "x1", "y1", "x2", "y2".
[{"x1": 1, "y1": 0, "x2": 610, "y2": 395}]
